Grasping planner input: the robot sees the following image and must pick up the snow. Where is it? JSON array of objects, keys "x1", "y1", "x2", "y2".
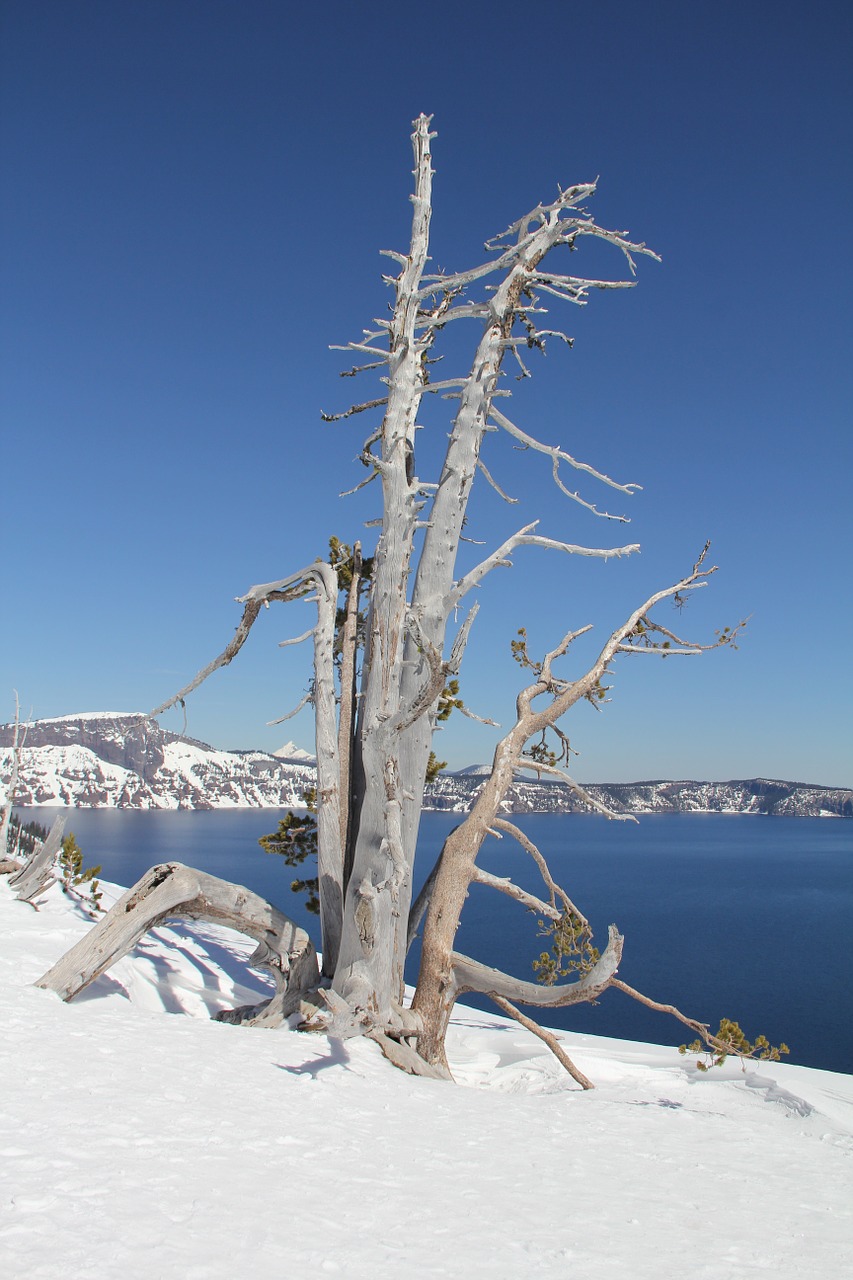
[
  {"x1": 273, "y1": 740, "x2": 316, "y2": 762},
  {"x1": 1, "y1": 878, "x2": 851, "y2": 1279},
  {"x1": 19, "y1": 712, "x2": 142, "y2": 724}
]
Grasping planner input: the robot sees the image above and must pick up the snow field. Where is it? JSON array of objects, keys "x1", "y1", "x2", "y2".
[{"x1": 1, "y1": 877, "x2": 851, "y2": 1278}]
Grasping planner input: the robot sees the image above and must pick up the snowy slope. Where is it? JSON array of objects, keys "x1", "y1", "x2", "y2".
[
  {"x1": 3, "y1": 713, "x2": 850, "y2": 814},
  {"x1": 1, "y1": 876, "x2": 851, "y2": 1279},
  {"x1": 0, "y1": 713, "x2": 315, "y2": 808},
  {"x1": 428, "y1": 771, "x2": 853, "y2": 818}
]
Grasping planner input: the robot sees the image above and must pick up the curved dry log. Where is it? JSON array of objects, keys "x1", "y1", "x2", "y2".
[
  {"x1": 450, "y1": 923, "x2": 623, "y2": 1008},
  {"x1": 36, "y1": 862, "x2": 319, "y2": 1025}
]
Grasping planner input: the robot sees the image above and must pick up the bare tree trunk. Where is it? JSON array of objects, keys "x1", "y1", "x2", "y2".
[
  {"x1": 337, "y1": 543, "x2": 362, "y2": 886},
  {"x1": 10, "y1": 816, "x2": 66, "y2": 903},
  {"x1": 331, "y1": 115, "x2": 435, "y2": 1022},
  {"x1": 0, "y1": 692, "x2": 27, "y2": 857},
  {"x1": 308, "y1": 562, "x2": 345, "y2": 976},
  {"x1": 413, "y1": 555, "x2": 729, "y2": 1069},
  {"x1": 236, "y1": 562, "x2": 344, "y2": 977}
]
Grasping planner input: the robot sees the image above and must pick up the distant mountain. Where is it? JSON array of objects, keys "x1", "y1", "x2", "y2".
[
  {"x1": 1, "y1": 714, "x2": 849, "y2": 816},
  {"x1": 272, "y1": 740, "x2": 316, "y2": 763},
  {"x1": 0, "y1": 713, "x2": 314, "y2": 810},
  {"x1": 428, "y1": 771, "x2": 852, "y2": 819}
]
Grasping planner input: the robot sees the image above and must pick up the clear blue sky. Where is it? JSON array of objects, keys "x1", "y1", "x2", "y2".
[{"x1": 1, "y1": 1, "x2": 850, "y2": 785}]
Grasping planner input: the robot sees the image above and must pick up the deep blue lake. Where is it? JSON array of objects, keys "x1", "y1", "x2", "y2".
[{"x1": 19, "y1": 808, "x2": 853, "y2": 1075}]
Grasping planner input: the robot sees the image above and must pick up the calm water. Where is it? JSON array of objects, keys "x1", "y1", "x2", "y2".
[{"x1": 19, "y1": 808, "x2": 853, "y2": 1074}]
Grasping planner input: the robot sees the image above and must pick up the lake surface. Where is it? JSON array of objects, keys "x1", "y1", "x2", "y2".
[{"x1": 19, "y1": 808, "x2": 853, "y2": 1075}]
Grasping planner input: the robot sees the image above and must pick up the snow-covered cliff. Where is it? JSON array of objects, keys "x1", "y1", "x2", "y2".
[
  {"x1": 1, "y1": 713, "x2": 849, "y2": 815},
  {"x1": 425, "y1": 771, "x2": 852, "y2": 818},
  {"x1": 0, "y1": 714, "x2": 315, "y2": 809}
]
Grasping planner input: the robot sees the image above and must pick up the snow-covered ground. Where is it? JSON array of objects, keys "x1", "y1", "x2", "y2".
[{"x1": 2, "y1": 877, "x2": 850, "y2": 1278}]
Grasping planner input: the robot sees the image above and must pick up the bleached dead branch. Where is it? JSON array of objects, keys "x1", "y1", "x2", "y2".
[
  {"x1": 476, "y1": 457, "x2": 519, "y2": 504},
  {"x1": 488, "y1": 994, "x2": 595, "y2": 1090},
  {"x1": 490, "y1": 406, "x2": 641, "y2": 506},
  {"x1": 278, "y1": 628, "x2": 316, "y2": 649},
  {"x1": 514, "y1": 760, "x2": 637, "y2": 823},
  {"x1": 266, "y1": 690, "x2": 313, "y2": 725},
  {"x1": 450, "y1": 522, "x2": 639, "y2": 606},
  {"x1": 491, "y1": 817, "x2": 580, "y2": 919}
]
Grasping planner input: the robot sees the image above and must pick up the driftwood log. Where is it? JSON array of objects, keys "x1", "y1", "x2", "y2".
[{"x1": 36, "y1": 862, "x2": 319, "y2": 1025}]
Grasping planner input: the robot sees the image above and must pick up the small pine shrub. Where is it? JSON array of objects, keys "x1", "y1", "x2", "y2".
[
  {"x1": 58, "y1": 833, "x2": 103, "y2": 914},
  {"x1": 259, "y1": 788, "x2": 320, "y2": 913},
  {"x1": 533, "y1": 910, "x2": 600, "y2": 985},
  {"x1": 679, "y1": 1018, "x2": 789, "y2": 1071}
]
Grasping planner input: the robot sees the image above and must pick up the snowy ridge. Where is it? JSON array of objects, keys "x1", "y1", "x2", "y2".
[
  {"x1": 427, "y1": 771, "x2": 853, "y2": 818},
  {"x1": 1, "y1": 714, "x2": 850, "y2": 814},
  {"x1": 0, "y1": 714, "x2": 314, "y2": 809},
  {"x1": 1, "y1": 874, "x2": 851, "y2": 1278}
]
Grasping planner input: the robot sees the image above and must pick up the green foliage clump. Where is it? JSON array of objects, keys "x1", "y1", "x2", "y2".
[
  {"x1": 533, "y1": 910, "x2": 600, "y2": 985},
  {"x1": 425, "y1": 751, "x2": 446, "y2": 784},
  {"x1": 436, "y1": 679, "x2": 463, "y2": 723},
  {"x1": 679, "y1": 1018, "x2": 790, "y2": 1071},
  {"x1": 259, "y1": 787, "x2": 320, "y2": 914},
  {"x1": 510, "y1": 627, "x2": 541, "y2": 675},
  {"x1": 58, "y1": 833, "x2": 102, "y2": 913}
]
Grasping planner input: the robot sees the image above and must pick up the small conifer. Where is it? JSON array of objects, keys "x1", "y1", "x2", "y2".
[{"x1": 58, "y1": 833, "x2": 103, "y2": 914}]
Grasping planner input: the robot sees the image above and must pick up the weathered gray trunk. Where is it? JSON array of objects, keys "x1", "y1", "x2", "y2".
[
  {"x1": 0, "y1": 692, "x2": 27, "y2": 857},
  {"x1": 309, "y1": 562, "x2": 345, "y2": 976},
  {"x1": 330, "y1": 119, "x2": 652, "y2": 1036},
  {"x1": 237, "y1": 562, "x2": 344, "y2": 977},
  {"x1": 332, "y1": 116, "x2": 434, "y2": 1019},
  {"x1": 336, "y1": 544, "x2": 362, "y2": 882},
  {"x1": 10, "y1": 816, "x2": 66, "y2": 903}
]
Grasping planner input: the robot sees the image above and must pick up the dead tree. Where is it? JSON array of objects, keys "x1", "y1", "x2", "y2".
[
  {"x1": 38, "y1": 116, "x2": 765, "y2": 1083},
  {"x1": 0, "y1": 691, "x2": 28, "y2": 862}
]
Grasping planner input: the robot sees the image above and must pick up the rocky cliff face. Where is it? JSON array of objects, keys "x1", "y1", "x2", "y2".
[
  {"x1": 0, "y1": 714, "x2": 315, "y2": 809},
  {"x1": 424, "y1": 772, "x2": 852, "y2": 818},
  {"x1": 1, "y1": 714, "x2": 849, "y2": 815},
  {"x1": 13, "y1": 713, "x2": 168, "y2": 781}
]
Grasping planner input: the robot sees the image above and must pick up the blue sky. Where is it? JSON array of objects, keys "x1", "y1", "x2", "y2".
[{"x1": 1, "y1": 1, "x2": 850, "y2": 785}]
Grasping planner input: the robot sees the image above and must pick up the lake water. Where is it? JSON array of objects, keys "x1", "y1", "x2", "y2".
[{"x1": 18, "y1": 808, "x2": 853, "y2": 1075}]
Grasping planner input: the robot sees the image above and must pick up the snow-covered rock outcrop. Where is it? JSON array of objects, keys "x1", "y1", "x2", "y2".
[
  {"x1": 0, "y1": 714, "x2": 315, "y2": 809},
  {"x1": 1, "y1": 714, "x2": 849, "y2": 814},
  {"x1": 425, "y1": 772, "x2": 852, "y2": 818}
]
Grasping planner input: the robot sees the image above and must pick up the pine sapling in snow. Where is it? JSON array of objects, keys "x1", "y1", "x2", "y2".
[{"x1": 58, "y1": 834, "x2": 102, "y2": 915}]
